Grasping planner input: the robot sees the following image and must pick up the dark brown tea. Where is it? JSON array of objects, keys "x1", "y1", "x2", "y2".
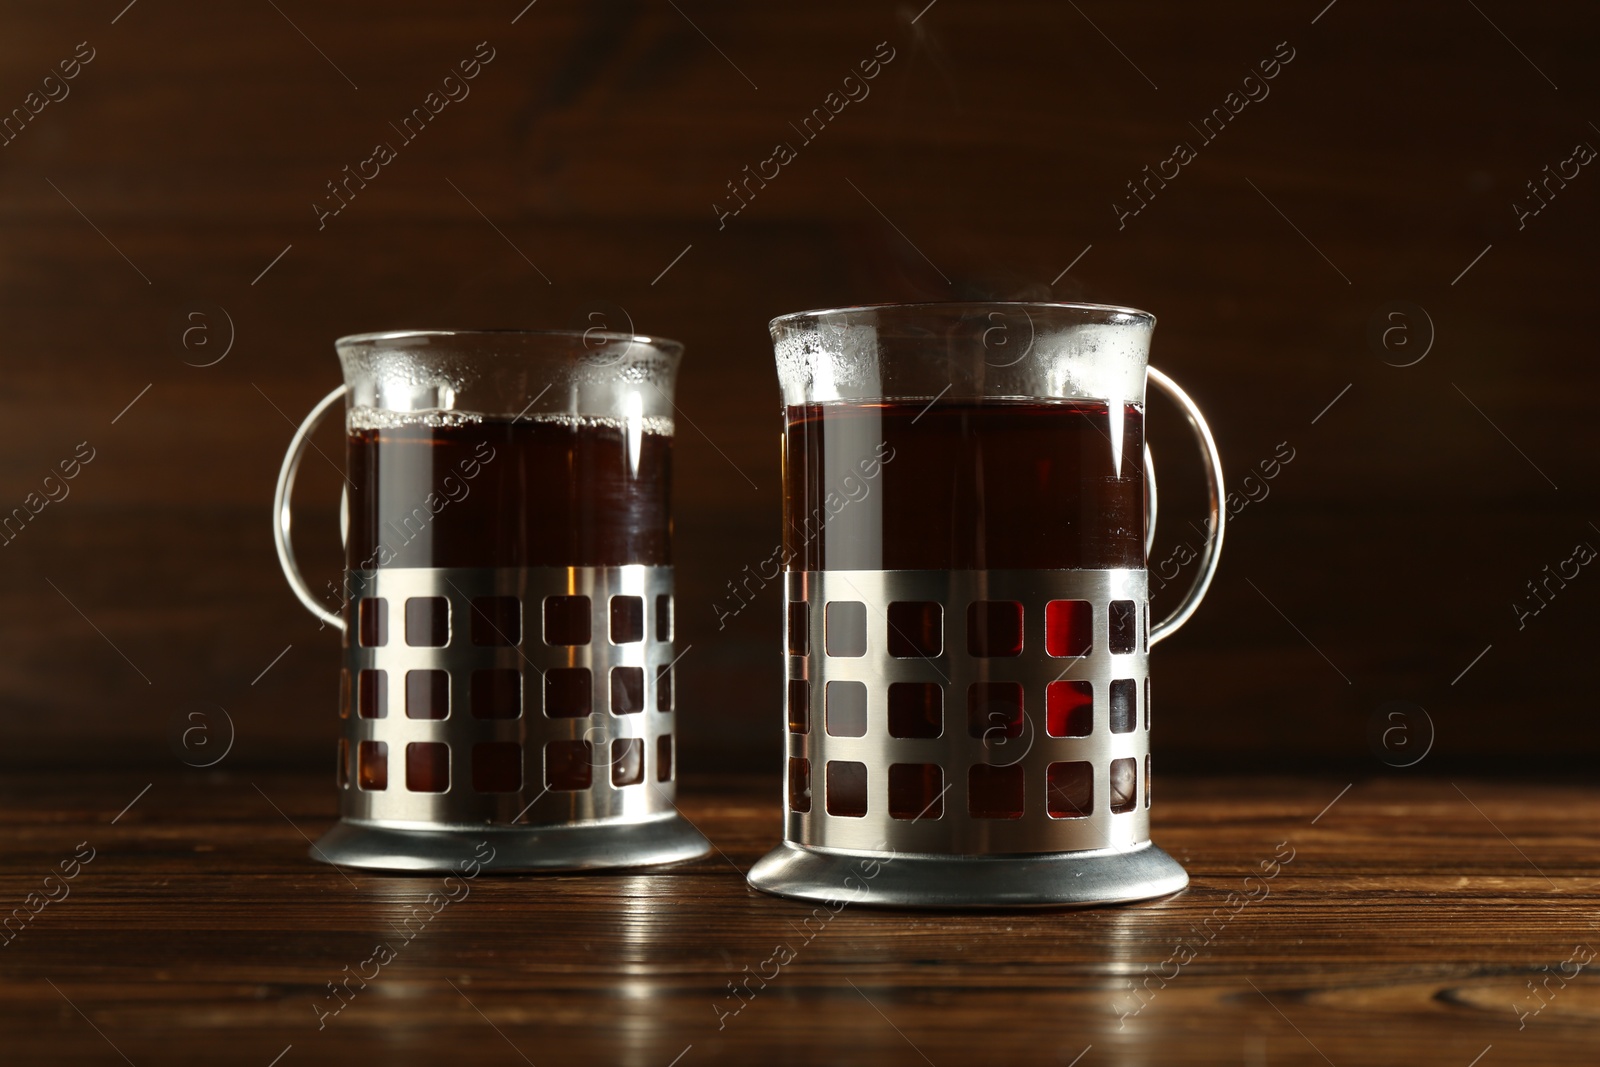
[
  {"x1": 346, "y1": 413, "x2": 672, "y2": 572},
  {"x1": 782, "y1": 399, "x2": 1143, "y2": 571}
]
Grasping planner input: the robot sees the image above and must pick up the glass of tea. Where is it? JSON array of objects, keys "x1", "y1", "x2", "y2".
[
  {"x1": 748, "y1": 302, "x2": 1224, "y2": 907},
  {"x1": 272, "y1": 329, "x2": 709, "y2": 872}
]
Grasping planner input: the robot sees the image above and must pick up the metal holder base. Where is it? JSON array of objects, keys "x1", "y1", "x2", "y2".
[
  {"x1": 313, "y1": 813, "x2": 710, "y2": 874},
  {"x1": 747, "y1": 841, "x2": 1187, "y2": 909}
]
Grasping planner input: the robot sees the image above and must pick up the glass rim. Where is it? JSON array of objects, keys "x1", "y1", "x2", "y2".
[
  {"x1": 768, "y1": 300, "x2": 1155, "y2": 331},
  {"x1": 335, "y1": 327, "x2": 684, "y2": 355}
]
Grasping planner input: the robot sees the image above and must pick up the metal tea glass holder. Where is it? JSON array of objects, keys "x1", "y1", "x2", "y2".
[
  {"x1": 749, "y1": 302, "x2": 1225, "y2": 908},
  {"x1": 273, "y1": 329, "x2": 709, "y2": 873}
]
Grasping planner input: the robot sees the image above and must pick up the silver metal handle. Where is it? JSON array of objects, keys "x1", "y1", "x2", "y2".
[
  {"x1": 272, "y1": 384, "x2": 348, "y2": 631},
  {"x1": 1143, "y1": 443, "x2": 1157, "y2": 561},
  {"x1": 1147, "y1": 366, "x2": 1225, "y2": 645}
]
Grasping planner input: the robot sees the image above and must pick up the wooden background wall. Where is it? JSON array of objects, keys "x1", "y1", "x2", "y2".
[{"x1": 1, "y1": 0, "x2": 1594, "y2": 777}]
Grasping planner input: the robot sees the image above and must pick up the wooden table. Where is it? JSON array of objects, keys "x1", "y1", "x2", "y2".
[{"x1": 2, "y1": 772, "x2": 1595, "y2": 1065}]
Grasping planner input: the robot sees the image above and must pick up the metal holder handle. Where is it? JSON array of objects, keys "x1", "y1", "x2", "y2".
[
  {"x1": 1146, "y1": 366, "x2": 1225, "y2": 645},
  {"x1": 272, "y1": 384, "x2": 348, "y2": 632}
]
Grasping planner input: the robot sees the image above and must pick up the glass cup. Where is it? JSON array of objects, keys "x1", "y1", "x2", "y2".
[
  {"x1": 748, "y1": 302, "x2": 1224, "y2": 907},
  {"x1": 273, "y1": 329, "x2": 709, "y2": 872}
]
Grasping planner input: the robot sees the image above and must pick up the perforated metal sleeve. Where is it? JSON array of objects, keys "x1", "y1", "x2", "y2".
[
  {"x1": 336, "y1": 566, "x2": 679, "y2": 829},
  {"x1": 782, "y1": 569, "x2": 1152, "y2": 856}
]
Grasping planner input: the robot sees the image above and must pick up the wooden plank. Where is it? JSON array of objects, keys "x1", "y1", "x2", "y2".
[
  {"x1": 0, "y1": 2, "x2": 1594, "y2": 773},
  {"x1": 1, "y1": 772, "x2": 1596, "y2": 1063}
]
